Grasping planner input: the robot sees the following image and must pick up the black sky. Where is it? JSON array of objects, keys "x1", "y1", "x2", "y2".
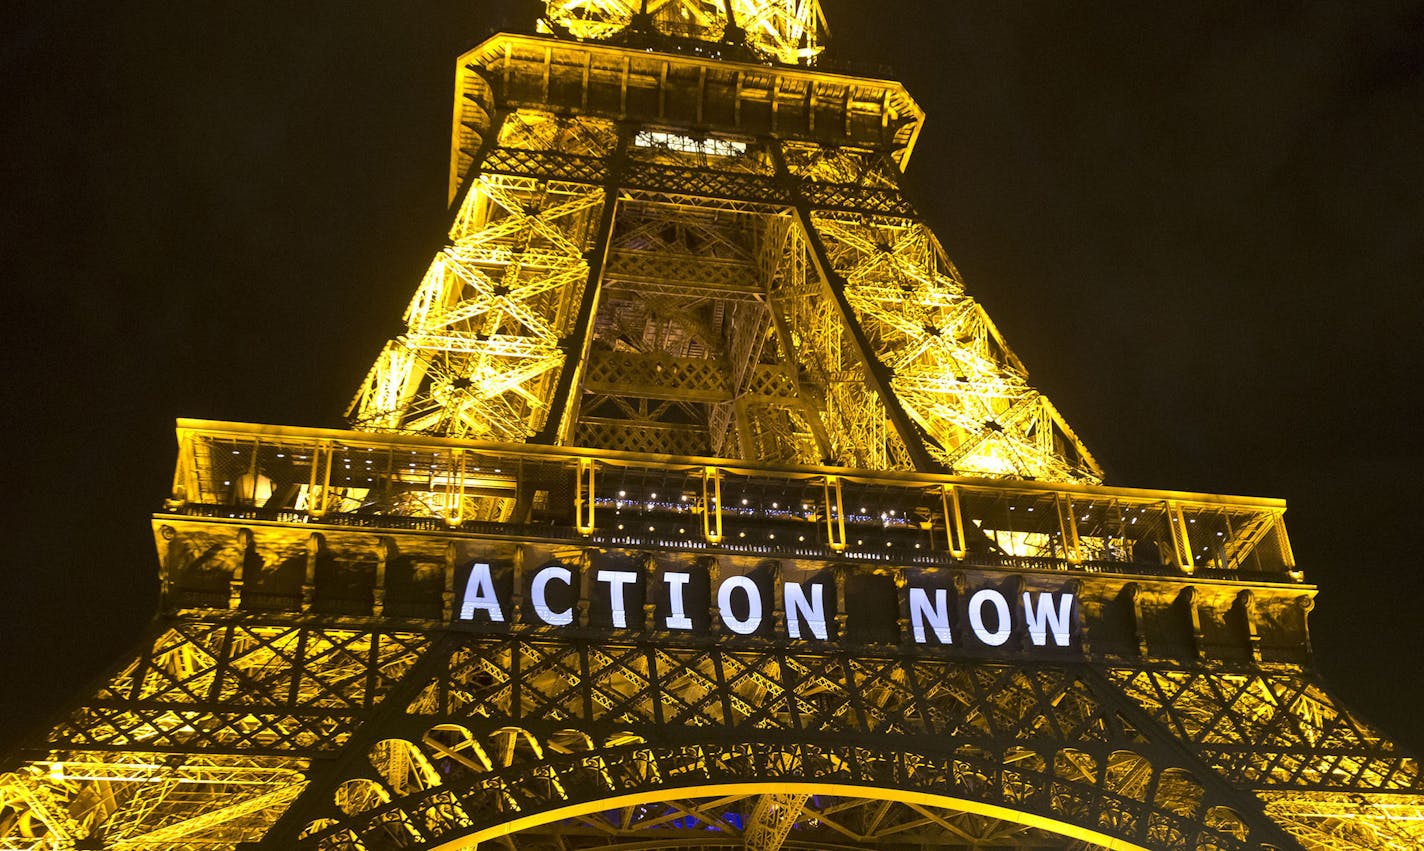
[{"x1": 4, "y1": 0, "x2": 1423, "y2": 756}]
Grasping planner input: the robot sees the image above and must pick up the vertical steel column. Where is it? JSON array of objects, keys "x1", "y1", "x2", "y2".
[
  {"x1": 769, "y1": 142, "x2": 937, "y2": 472},
  {"x1": 534, "y1": 125, "x2": 633, "y2": 446}
]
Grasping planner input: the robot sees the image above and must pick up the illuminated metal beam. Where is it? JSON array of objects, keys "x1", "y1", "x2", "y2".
[{"x1": 743, "y1": 793, "x2": 809, "y2": 851}]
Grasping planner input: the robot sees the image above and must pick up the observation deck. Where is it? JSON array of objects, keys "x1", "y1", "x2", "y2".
[{"x1": 166, "y1": 419, "x2": 1296, "y2": 584}]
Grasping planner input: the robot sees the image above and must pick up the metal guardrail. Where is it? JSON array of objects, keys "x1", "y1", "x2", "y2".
[{"x1": 167, "y1": 420, "x2": 1298, "y2": 580}]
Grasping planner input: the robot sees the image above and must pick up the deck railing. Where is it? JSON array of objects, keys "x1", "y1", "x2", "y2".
[{"x1": 167, "y1": 419, "x2": 1299, "y2": 580}]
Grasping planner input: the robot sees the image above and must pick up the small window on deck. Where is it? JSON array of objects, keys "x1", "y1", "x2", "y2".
[{"x1": 634, "y1": 130, "x2": 747, "y2": 157}]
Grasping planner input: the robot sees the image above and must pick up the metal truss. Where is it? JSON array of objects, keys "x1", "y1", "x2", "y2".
[
  {"x1": 349, "y1": 114, "x2": 613, "y2": 441},
  {"x1": 543, "y1": 0, "x2": 828, "y2": 66},
  {"x1": 100, "y1": 629, "x2": 1327, "y2": 850},
  {"x1": 0, "y1": 621, "x2": 429, "y2": 850},
  {"x1": 743, "y1": 792, "x2": 807, "y2": 851},
  {"x1": 1110, "y1": 666, "x2": 1424, "y2": 849},
  {"x1": 350, "y1": 107, "x2": 1100, "y2": 482},
  {"x1": 7, "y1": 614, "x2": 1423, "y2": 850}
]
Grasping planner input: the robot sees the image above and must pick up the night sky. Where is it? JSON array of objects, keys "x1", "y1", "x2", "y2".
[{"x1": 5, "y1": 0, "x2": 1423, "y2": 758}]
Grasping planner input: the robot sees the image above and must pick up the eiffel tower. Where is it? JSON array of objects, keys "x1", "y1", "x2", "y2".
[{"x1": 3, "y1": 3, "x2": 1421, "y2": 850}]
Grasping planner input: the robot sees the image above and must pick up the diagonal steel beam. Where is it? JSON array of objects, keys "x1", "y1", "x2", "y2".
[{"x1": 743, "y1": 792, "x2": 809, "y2": 851}]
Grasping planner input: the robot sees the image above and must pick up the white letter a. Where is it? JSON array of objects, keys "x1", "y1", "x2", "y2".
[{"x1": 459, "y1": 563, "x2": 505, "y2": 622}]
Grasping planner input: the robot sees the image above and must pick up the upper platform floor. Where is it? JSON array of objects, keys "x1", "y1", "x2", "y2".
[
  {"x1": 166, "y1": 419, "x2": 1297, "y2": 583},
  {"x1": 447, "y1": 32, "x2": 924, "y2": 201}
]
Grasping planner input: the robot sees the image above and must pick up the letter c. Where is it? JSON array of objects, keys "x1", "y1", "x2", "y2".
[{"x1": 531, "y1": 564, "x2": 574, "y2": 626}]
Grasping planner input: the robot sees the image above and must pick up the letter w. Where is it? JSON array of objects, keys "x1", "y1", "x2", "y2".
[{"x1": 1023, "y1": 592, "x2": 1074, "y2": 646}]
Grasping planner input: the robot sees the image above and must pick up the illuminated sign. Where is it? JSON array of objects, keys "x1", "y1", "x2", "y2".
[{"x1": 457, "y1": 562, "x2": 1076, "y2": 649}]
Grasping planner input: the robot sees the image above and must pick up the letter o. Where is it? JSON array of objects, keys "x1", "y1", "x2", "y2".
[
  {"x1": 717, "y1": 575, "x2": 763, "y2": 635},
  {"x1": 968, "y1": 588, "x2": 1012, "y2": 646}
]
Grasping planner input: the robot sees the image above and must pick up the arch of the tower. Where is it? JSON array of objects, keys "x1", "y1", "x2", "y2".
[
  {"x1": 277, "y1": 634, "x2": 1273, "y2": 851},
  {"x1": 350, "y1": 786, "x2": 1156, "y2": 850},
  {"x1": 294, "y1": 730, "x2": 1261, "y2": 851}
]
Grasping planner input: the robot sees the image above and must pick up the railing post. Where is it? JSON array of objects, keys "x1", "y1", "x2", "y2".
[
  {"x1": 1166, "y1": 501, "x2": 1194, "y2": 574},
  {"x1": 1274, "y1": 512, "x2": 1300, "y2": 578},
  {"x1": 823, "y1": 475, "x2": 846, "y2": 552},
  {"x1": 243, "y1": 439, "x2": 260, "y2": 504},
  {"x1": 444, "y1": 448, "x2": 467, "y2": 528},
  {"x1": 940, "y1": 484, "x2": 966, "y2": 559},
  {"x1": 701, "y1": 466, "x2": 723, "y2": 544},
  {"x1": 307, "y1": 441, "x2": 334, "y2": 519},
  {"x1": 166, "y1": 429, "x2": 195, "y2": 510},
  {"x1": 575, "y1": 458, "x2": 596, "y2": 535},
  {"x1": 1055, "y1": 493, "x2": 1082, "y2": 565}
]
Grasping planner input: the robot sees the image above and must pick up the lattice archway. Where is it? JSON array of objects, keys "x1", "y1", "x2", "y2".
[
  {"x1": 295, "y1": 736, "x2": 1267, "y2": 851},
  {"x1": 428, "y1": 786, "x2": 1142, "y2": 850}
]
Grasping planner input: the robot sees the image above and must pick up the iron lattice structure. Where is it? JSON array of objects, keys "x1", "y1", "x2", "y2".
[{"x1": 4, "y1": 4, "x2": 1421, "y2": 851}]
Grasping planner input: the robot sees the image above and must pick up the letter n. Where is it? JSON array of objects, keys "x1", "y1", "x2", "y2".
[{"x1": 908, "y1": 587, "x2": 952, "y2": 645}]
